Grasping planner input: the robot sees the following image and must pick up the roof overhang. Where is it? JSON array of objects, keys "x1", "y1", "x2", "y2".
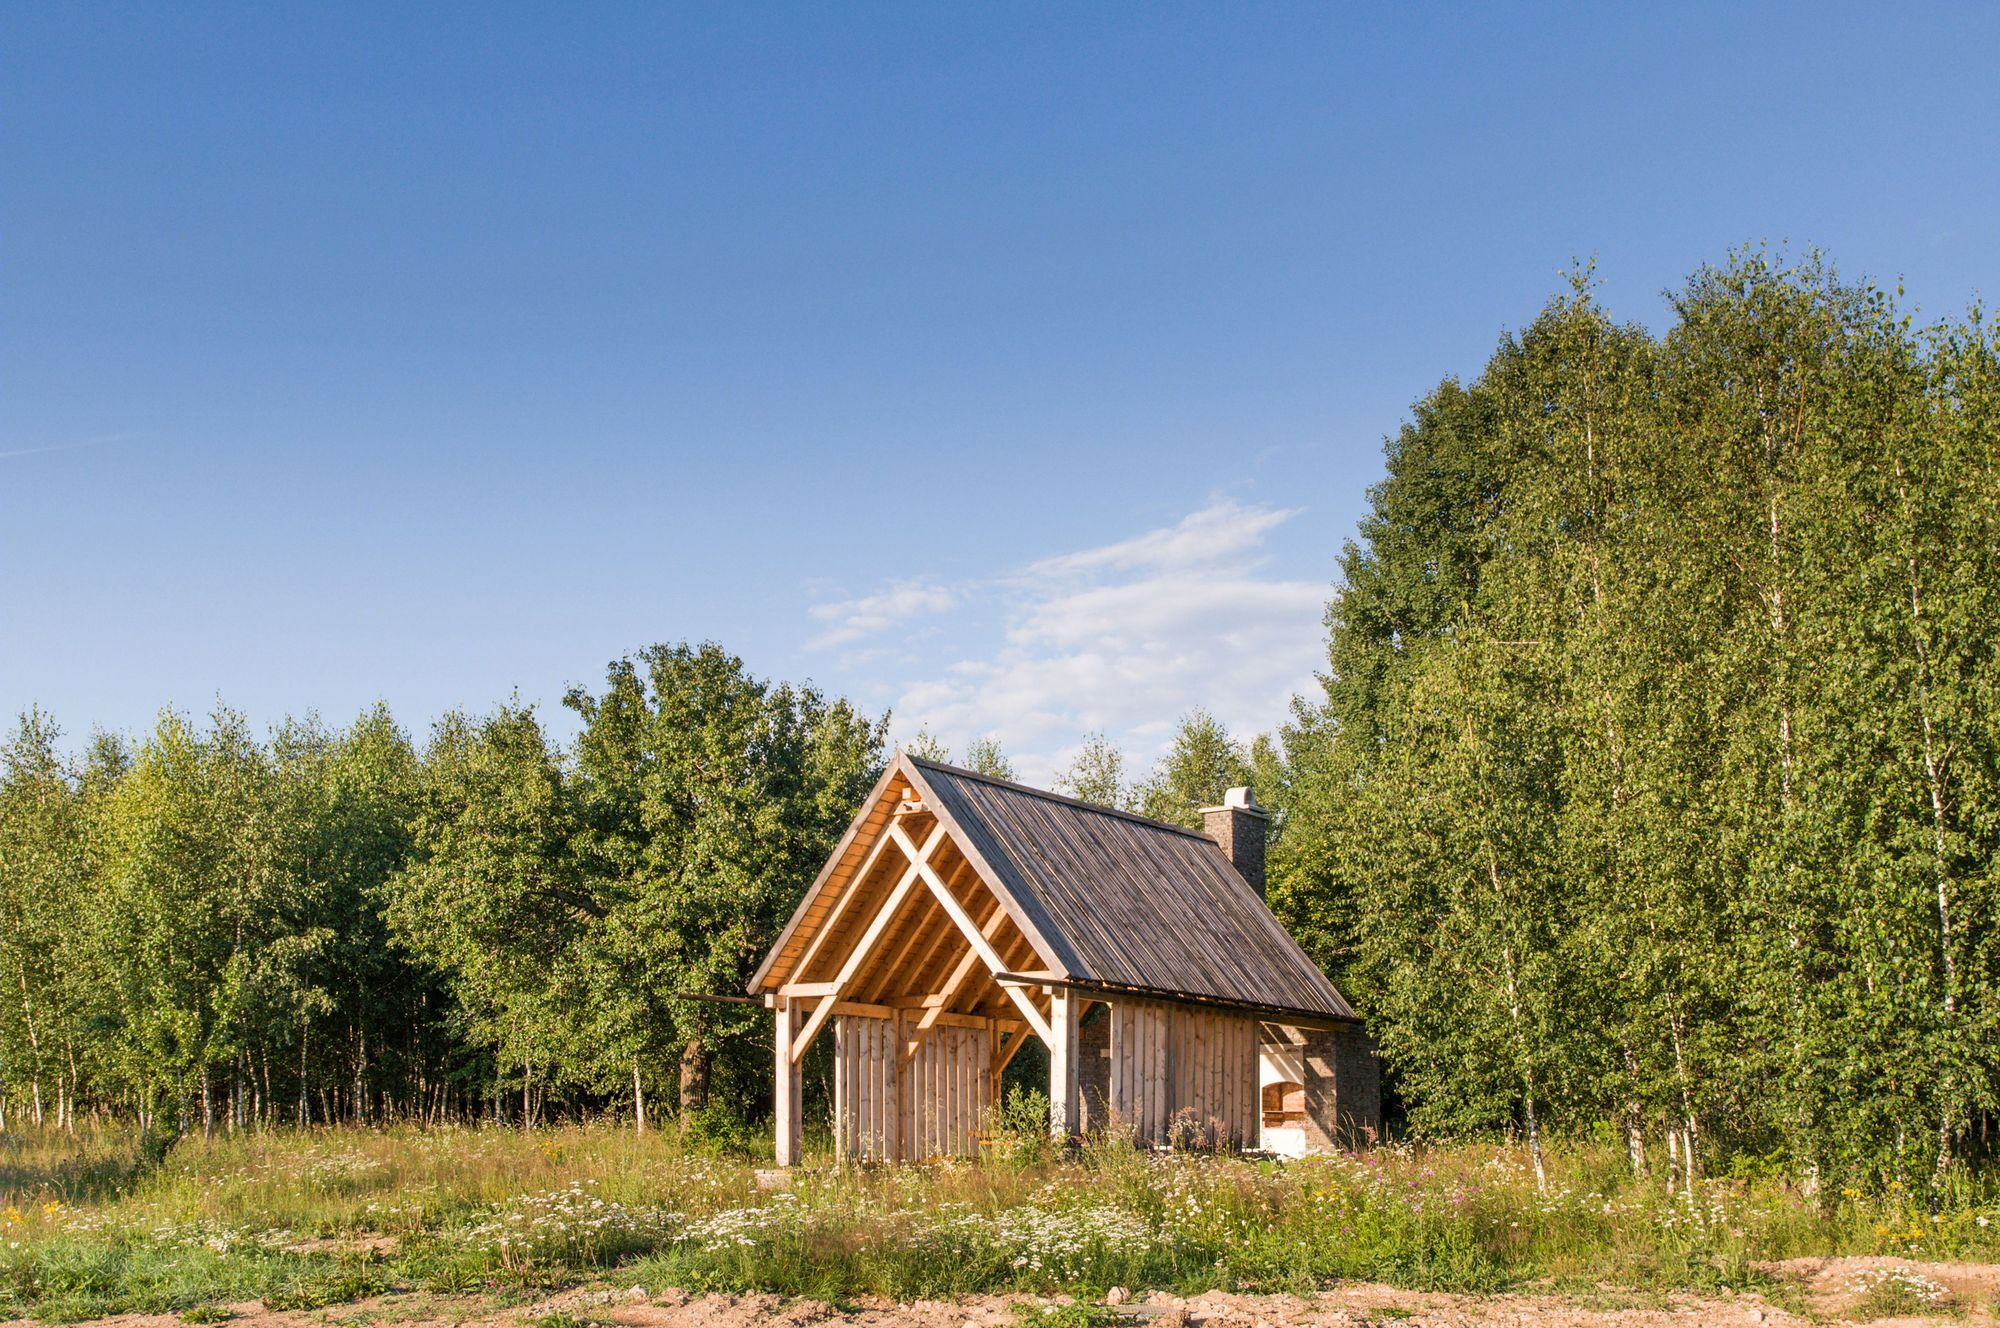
[{"x1": 993, "y1": 971, "x2": 1363, "y2": 1031}]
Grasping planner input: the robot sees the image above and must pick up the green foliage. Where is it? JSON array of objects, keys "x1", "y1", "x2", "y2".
[
  {"x1": 0, "y1": 640, "x2": 882, "y2": 1134},
  {"x1": 0, "y1": 703, "x2": 432, "y2": 1135},
  {"x1": 1134, "y1": 709, "x2": 1253, "y2": 828},
  {"x1": 533, "y1": 1313, "x2": 593, "y2": 1328},
  {"x1": 902, "y1": 728, "x2": 951, "y2": 761},
  {"x1": 985, "y1": 1085, "x2": 1055, "y2": 1167},
  {"x1": 904, "y1": 731, "x2": 1015, "y2": 781},
  {"x1": 1272, "y1": 252, "x2": 2000, "y2": 1195},
  {"x1": 7, "y1": 1123, "x2": 1998, "y2": 1316},
  {"x1": 558, "y1": 642, "x2": 888, "y2": 1116},
  {"x1": 7, "y1": 249, "x2": 2000, "y2": 1215},
  {"x1": 1052, "y1": 733, "x2": 1128, "y2": 810},
  {"x1": 1011, "y1": 1302, "x2": 1122, "y2": 1328},
  {"x1": 962, "y1": 736, "x2": 1016, "y2": 781}
]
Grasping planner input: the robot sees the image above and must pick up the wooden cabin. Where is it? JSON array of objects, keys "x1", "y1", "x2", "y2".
[{"x1": 748, "y1": 754, "x2": 1379, "y2": 1164}]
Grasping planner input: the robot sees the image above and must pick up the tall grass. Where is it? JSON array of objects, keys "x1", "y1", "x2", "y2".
[{"x1": 4, "y1": 1120, "x2": 1998, "y2": 1320}]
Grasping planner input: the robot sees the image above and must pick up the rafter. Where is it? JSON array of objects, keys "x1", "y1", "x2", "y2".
[
  {"x1": 902, "y1": 890, "x2": 1016, "y2": 1064},
  {"x1": 889, "y1": 822, "x2": 1053, "y2": 1045},
  {"x1": 895, "y1": 854, "x2": 992, "y2": 999},
  {"x1": 789, "y1": 793, "x2": 911, "y2": 983},
  {"x1": 787, "y1": 822, "x2": 946, "y2": 1063},
  {"x1": 857, "y1": 858, "x2": 960, "y2": 1004}
]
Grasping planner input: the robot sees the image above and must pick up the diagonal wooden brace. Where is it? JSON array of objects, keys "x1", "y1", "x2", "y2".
[
  {"x1": 788, "y1": 822, "x2": 947, "y2": 1063},
  {"x1": 889, "y1": 822, "x2": 1054, "y2": 1046},
  {"x1": 902, "y1": 897, "x2": 1014, "y2": 1065}
]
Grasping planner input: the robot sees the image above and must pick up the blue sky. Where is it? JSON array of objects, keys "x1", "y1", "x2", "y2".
[{"x1": 5, "y1": 3, "x2": 1996, "y2": 784}]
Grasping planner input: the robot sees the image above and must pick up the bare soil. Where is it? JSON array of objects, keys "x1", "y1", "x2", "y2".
[{"x1": 10, "y1": 1258, "x2": 1999, "y2": 1328}]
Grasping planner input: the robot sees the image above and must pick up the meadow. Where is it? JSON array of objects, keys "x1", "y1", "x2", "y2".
[{"x1": 5, "y1": 1103, "x2": 2000, "y2": 1323}]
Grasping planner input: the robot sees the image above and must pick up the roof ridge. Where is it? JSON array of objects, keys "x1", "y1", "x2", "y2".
[{"x1": 901, "y1": 753, "x2": 1216, "y2": 840}]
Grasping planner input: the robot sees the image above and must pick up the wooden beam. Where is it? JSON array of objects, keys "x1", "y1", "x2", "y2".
[
  {"x1": 992, "y1": 971, "x2": 1363, "y2": 1031},
  {"x1": 890, "y1": 823, "x2": 1053, "y2": 1046},
  {"x1": 856, "y1": 845, "x2": 979, "y2": 1006},
  {"x1": 774, "y1": 995, "x2": 802, "y2": 1166},
  {"x1": 903, "y1": 894, "x2": 1016, "y2": 1065},
  {"x1": 789, "y1": 806, "x2": 908, "y2": 984},
  {"x1": 832, "y1": 999, "x2": 993, "y2": 1030},
  {"x1": 991, "y1": 1024, "x2": 1031, "y2": 1077},
  {"x1": 857, "y1": 877, "x2": 956, "y2": 1005},
  {"x1": 779, "y1": 981, "x2": 840, "y2": 998},
  {"x1": 1048, "y1": 988, "x2": 1081, "y2": 1141},
  {"x1": 789, "y1": 823, "x2": 946, "y2": 1063},
  {"x1": 892, "y1": 853, "x2": 987, "y2": 1000}
]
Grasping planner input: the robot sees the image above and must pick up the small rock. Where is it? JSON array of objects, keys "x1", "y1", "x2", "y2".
[
  {"x1": 1106, "y1": 1288, "x2": 1128, "y2": 1307},
  {"x1": 1747, "y1": 1311, "x2": 1763, "y2": 1324}
]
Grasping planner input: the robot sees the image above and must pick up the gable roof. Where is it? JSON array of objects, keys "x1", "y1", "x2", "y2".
[{"x1": 750, "y1": 753, "x2": 1358, "y2": 1026}]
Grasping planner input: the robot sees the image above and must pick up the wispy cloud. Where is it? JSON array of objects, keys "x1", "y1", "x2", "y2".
[
  {"x1": 804, "y1": 499, "x2": 1327, "y2": 784},
  {"x1": 0, "y1": 432, "x2": 137, "y2": 461},
  {"x1": 1023, "y1": 500, "x2": 1298, "y2": 579},
  {"x1": 807, "y1": 579, "x2": 959, "y2": 649}
]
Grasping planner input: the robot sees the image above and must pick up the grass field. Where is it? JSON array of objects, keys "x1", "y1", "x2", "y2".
[{"x1": 4, "y1": 1109, "x2": 1999, "y2": 1322}]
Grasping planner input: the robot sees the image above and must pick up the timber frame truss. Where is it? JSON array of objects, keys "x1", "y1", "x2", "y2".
[{"x1": 758, "y1": 768, "x2": 1090, "y2": 1162}]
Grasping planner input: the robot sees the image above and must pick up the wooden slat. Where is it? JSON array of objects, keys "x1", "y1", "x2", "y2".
[
  {"x1": 833, "y1": 1016, "x2": 848, "y2": 1159},
  {"x1": 749, "y1": 765, "x2": 906, "y2": 994},
  {"x1": 788, "y1": 823, "x2": 946, "y2": 1062},
  {"x1": 787, "y1": 793, "x2": 906, "y2": 983},
  {"x1": 891, "y1": 823, "x2": 1054, "y2": 1045},
  {"x1": 852, "y1": 1016, "x2": 869, "y2": 1159},
  {"x1": 1151, "y1": 998, "x2": 1167, "y2": 1144}
]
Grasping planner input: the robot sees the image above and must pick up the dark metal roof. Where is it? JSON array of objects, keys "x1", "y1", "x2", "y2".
[{"x1": 906, "y1": 757, "x2": 1358, "y2": 1024}]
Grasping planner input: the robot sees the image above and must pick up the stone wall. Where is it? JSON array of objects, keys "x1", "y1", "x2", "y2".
[
  {"x1": 1300, "y1": 1026, "x2": 1382, "y2": 1147},
  {"x1": 1078, "y1": 1002, "x2": 1111, "y2": 1131}
]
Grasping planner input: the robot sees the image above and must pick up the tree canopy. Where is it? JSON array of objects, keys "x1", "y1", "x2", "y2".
[{"x1": 1269, "y1": 254, "x2": 2000, "y2": 1193}]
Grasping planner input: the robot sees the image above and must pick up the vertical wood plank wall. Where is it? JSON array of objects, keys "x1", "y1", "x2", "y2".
[
  {"x1": 836, "y1": 1000, "x2": 1260, "y2": 1160},
  {"x1": 1107, "y1": 999, "x2": 1260, "y2": 1147},
  {"x1": 833, "y1": 1012, "x2": 992, "y2": 1162}
]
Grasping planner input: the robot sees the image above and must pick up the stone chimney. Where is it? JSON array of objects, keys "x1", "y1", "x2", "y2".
[{"x1": 1200, "y1": 786, "x2": 1268, "y2": 898}]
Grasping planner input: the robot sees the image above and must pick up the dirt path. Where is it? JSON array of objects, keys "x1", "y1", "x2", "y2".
[{"x1": 9, "y1": 1258, "x2": 1998, "y2": 1328}]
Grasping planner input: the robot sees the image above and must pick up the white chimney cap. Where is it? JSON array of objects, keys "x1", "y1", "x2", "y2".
[{"x1": 1223, "y1": 785, "x2": 1257, "y2": 809}]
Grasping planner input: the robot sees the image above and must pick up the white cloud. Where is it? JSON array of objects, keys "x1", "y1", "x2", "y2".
[
  {"x1": 1022, "y1": 499, "x2": 1298, "y2": 579},
  {"x1": 803, "y1": 499, "x2": 1327, "y2": 785},
  {"x1": 806, "y1": 580, "x2": 958, "y2": 649}
]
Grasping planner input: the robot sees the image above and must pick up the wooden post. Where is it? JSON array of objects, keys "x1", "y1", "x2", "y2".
[
  {"x1": 775, "y1": 996, "x2": 803, "y2": 1166},
  {"x1": 833, "y1": 1017, "x2": 849, "y2": 1163},
  {"x1": 1049, "y1": 988, "x2": 1081, "y2": 1142}
]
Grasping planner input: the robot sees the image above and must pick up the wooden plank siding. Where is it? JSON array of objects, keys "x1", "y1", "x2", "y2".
[
  {"x1": 1106, "y1": 999, "x2": 1260, "y2": 1148},
  {"x1": 833, "y1": 1011, "x2": 991, "y2": 1162}
]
